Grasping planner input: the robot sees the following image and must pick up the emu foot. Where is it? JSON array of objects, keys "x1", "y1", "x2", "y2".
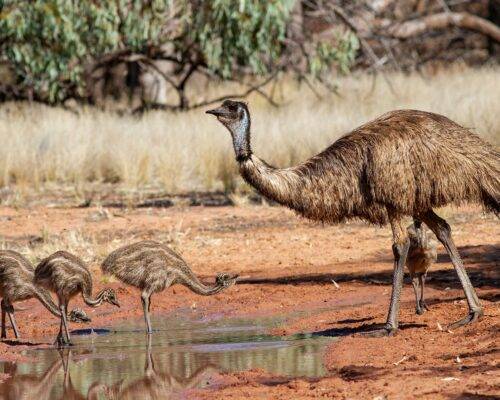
[
  {"x1": 447, "y1": 309, "x2": 483, "y2": 330},
  {"x1": 54, "y1": 335, "x2": 72, "y2": 348},
  {"x1": 416, "y1": 300, "x2": 430, "y2": 315},
  {"x1": 360, "y1": 324, "x2": 398, "y2": 338}
]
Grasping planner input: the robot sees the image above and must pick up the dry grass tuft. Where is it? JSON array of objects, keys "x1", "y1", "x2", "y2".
[{"x1": 0, "y1": 66, "x2": 498, "y2": 196}]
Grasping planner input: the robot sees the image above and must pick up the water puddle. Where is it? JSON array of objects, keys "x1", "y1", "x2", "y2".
[{"x1": 0, "y1": 311, "x2": 337, "y2": 399}]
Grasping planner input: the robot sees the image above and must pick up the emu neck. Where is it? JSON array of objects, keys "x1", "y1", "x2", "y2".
[
  {"x1": 230, "y1": 114, "x2": 252, "y2": 161},
  {"x1": 179, "y1": 272, "x2": 225, "y2": 296},
  {"x1": 82, "y1": 288, "x2": 104, "y2": 307},
  {"x1": 237, "y1": 147, "x2": 367, "y2": 224},
  {"x1": 238, "y1": 155, "x2": 304, "y2": 209},
  {"x1": 32, "y1": 286, "x2": 62, "y2": 318}
]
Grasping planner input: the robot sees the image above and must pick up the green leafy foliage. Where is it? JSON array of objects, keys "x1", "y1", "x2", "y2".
[
  {"x1": 0, "y1": 0, "x2": 359, "y2": 106},
  {"x1": 309, "y1": 32, "x2": 359, "y2": 77},
  {"x1": 0, "y1": 0, "x2": 174, "y2": 102},
  {"x1": 192, "y1": 0, "x2": 295, "y2": 77}
]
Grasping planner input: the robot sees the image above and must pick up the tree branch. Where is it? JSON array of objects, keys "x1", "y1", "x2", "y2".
[{"x1": 387, "y1": 12, "x2": 500, "y2": 43}]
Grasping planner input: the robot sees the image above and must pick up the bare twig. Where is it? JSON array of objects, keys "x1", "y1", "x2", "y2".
[
  {"x1": 393, "y1": 355, "x2": 409, "y2": 366},
  {"x1": 188, "y1": 73, "x2": 279, "y2": 109},
  {"x1": 438, "y1": 0, "x2": 452, "y2": 14},
  {"x1": 300, "y1": 75, "x2": 324, "y2": 100},
  {"x1": 133, "y1": 72, "x2": 280, "y2": 114},
  {"x1": 137, "y1": 58, "x2": 178, "y2": 90},
  {"x1": 312, "y1": 3, "x2": 397, "y2": 95},
  {"x1": 331, "y1": 279, "x2": 340, "y2": 289}
]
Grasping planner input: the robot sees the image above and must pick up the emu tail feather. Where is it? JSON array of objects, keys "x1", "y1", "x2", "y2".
[
  {"x1": 483, "y1": 191, "x2": 500, "y2": 215},
  {"x1": 480, "y1": 169, "x2": 500, "y2": 216}
]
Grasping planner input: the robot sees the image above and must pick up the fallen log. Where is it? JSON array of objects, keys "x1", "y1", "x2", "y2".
[{"x1": 387, "y1": 12, "x2": 500, "y2": 43}]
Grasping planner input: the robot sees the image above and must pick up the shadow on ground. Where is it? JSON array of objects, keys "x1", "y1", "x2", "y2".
[
  {"x1": 312, "y1": 322, "x2": 427, "y2": 338},
  {"x1": 237, "y1": 244, "x2": 499, "y2": 290}
]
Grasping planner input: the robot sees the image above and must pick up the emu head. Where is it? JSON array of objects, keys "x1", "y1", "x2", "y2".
[
  {"x1": 215, "y1": 272, "x2": 239, "y2": 288},
  {"x1": 101, "y1": 288, "x2": 120, "y2": 307},
  {"x1": 206, "y1": 100, "x2": 251, "y2": 161},
  {"x1": 68, "y1": 307, "x2": 91, "y2": 323}
]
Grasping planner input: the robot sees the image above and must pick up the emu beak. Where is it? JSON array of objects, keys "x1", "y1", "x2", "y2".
[
  {"x1": 206, "y1": 106, "x2": 228, "y2": 117},
  {"x1": 112, "y1": 299, "x2": 120, "y2": 308}
]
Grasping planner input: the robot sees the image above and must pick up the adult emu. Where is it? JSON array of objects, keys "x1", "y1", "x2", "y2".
[{"x1": 207, "y1": 100, "x2": 499, "y2": 335}]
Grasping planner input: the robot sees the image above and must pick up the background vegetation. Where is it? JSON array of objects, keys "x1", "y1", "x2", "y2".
[
  {"x1": 0, "y1": 0, "x2": 358, "y2": 108},
  {"x1": 0, "y1": 66, "x2": 498, "y2": 202},
  {"x1": 0, "y1": 1, "x2": 498, "y2": 200}
]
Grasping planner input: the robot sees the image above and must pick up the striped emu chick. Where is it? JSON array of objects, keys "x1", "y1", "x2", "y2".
[
  {"x1": 34, "y1": 251, "x2": 119, "y2": 346},
  {"x1": 102, "y1": 240, "x2": 238, "y2": 334},
  {"x1": 0, "y1": 250, "x2": 89, "y2": 340},
  {"x1": 406, "y1": 221, "x2": 438, "y2": 315}
]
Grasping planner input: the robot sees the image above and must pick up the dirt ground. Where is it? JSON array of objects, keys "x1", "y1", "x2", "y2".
[{"x1": 0, "y1": 203, "x2": 498, "y2": 399}]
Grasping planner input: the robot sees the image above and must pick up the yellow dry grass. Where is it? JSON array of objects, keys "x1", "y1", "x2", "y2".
[{"x1": 0, "y1": 66, "x2": 498, "y2": 196}]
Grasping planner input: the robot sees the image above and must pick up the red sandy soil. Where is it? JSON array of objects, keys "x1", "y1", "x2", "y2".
[{"x1": 0, "y1": 204, "x2": 498, "y2": 398}]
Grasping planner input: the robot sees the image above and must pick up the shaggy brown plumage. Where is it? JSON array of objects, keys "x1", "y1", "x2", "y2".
[
  {"x1": 207, "y1": 100, "x2": 499, "y2": 334},
  {"x1": 34, "y1": 251, "x2": 119, "y2": 346},
  {"x1": 239, "y1": 111, "x2": 498, "y2": 225},
  {"x1": 406, "y1": 221, "x2": 438, "y2": 315},
  {"x1": 0, "y1": 250, "x2": 88, "y2": 339},
  {"x1": 101, "y1": 240, "x2": 238, "y2": 333}
]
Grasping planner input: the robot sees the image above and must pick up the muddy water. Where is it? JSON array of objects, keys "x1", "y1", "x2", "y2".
[{"x1": 0, "y1": 310, "x2": 336, "y2": 399}]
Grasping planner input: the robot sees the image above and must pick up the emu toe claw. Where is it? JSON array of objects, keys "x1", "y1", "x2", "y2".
[
  {"x1": 447, "y1": 309, "x2": 483, "y2": 330},
  {"x1": 360, "y1": 325, "x2": 397, "y2": 337},
  {"x1": 55, "y1": 340, "x2": 73, "y2": 348},
  {"x1": 54, "y1": 335, "x2": 72, "y2": 348},
  {"x1": 416, "y1": 300, "x2": 429, "y2": 315}
]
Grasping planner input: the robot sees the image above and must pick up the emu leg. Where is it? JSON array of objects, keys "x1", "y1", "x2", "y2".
[
  {"x1": 145, "y1": 334, "x2": 154, "y2": 374},
  {"x1": 55, "y1": 316, "x2": 63, "y2": 346},
  {"x1": 366, "y1": 218, "x2": 409, "y2": 337},
  {"x1": 418, "y1": 274, "x2": 430, "y2": 313},
  {"x1": 421, "y1": 210, "x2": 482, "y2": 329},
  {"x1": 5, "y1": 304, "x2": 20, "y2": 339},
  {"x1": 1, "y1": 300, "x2": 6, "y2": 339},
  {"x1": 412, "y1": 276, "x2": 424, "y2": 315},
  {"x1": 56, "y1": 304, "x2": 70, "y2": 347},
  {"x1": 384, "y1": 240, "x2": 410, "y2": 333},
  {"x1": 58, "y1": 348, "x2": 71, "y2": 389},
  {"x1": 141, "y1": 293, "x2": 153, "y2": 334},
  {"x1": 380, "y1": 216, "x2": 411, "y2": 334},
  {"x1": 61, "y1": 303, "x2": 72, "y2": 345}
]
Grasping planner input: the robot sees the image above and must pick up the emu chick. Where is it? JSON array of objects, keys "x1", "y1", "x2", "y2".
[
  {"x1": 406, "y1": 222, "x2": 438, "y2": 315},
  {"x1": 101, "y1": 240, "x2": 238, "y2": 334}
]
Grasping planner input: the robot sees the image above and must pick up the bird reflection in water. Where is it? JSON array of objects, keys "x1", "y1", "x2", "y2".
[
  {"x1": 101, "y1": 335, "x2": 217, "y2": 399},
  {"x1": 0, "y1": 337, "x2": 217, "y2": 400},
  {"x1": 0, "y1": 355, "x2": 63, "y2": 400}
]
